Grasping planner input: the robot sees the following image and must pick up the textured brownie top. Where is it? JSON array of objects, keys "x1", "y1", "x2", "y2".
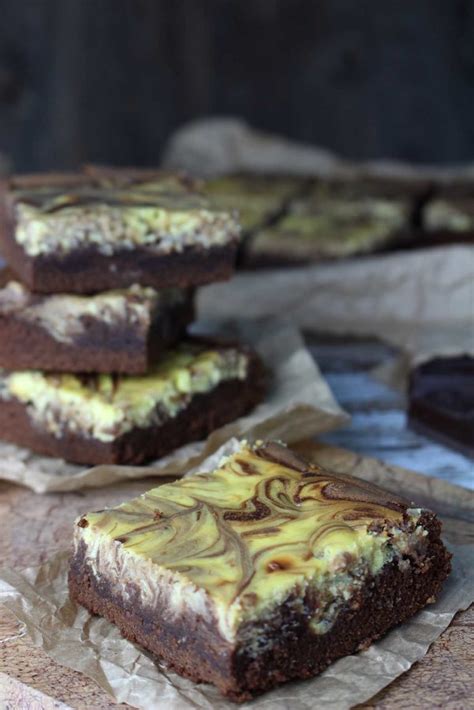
[
  {"x1": 3, "y1": 173, "x2": 240, "y2": 257},
  {"x1": 75, "y1": 441, "x2": 430, "y2": 641},
  {"x1": 203, "y1": 174, "x2": 303, "y2": 232},
  {"x1": 252, "y1": 182, "x2": 411, "y2": 258},
  {"x1": 0, "y1": 273, "x2": 185, "y2": 344},
  {"x1": 0, "y1": 343, "x2": 250, "y2": 442},
  {"x1": 204, "y1": 174, "x2": 304, "y2": 200}
]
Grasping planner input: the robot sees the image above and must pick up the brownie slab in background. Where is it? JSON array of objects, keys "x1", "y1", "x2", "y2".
[
  {"x1": 243, "y1": 177, "x2": 429, "y2": 266},
  {"x1": 0, "y1": 269, "x2": 194, "y2": 374},
  {"x1": 69, "y1": 441, "x2": 451, "y2": 701},
  {"x1": 408, "y1": 356, "x2": 474, "y2": 457},
  {"x1": 422, "y1": 181, "x2": 474, "y2": 247},
  {"x1": 202, "y1": 173, "x2": 308, "y2": 235},
  {"x1": 0, "y1": 172, "x2": 240, "y2": 294},
  {"x1": 0, "y1": 341, "x2": 264, "y2": 465}
]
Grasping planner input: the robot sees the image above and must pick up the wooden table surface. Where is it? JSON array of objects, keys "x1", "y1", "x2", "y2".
[{"x1": 1, "y1": 333, "x2": 473, "y2": 709}]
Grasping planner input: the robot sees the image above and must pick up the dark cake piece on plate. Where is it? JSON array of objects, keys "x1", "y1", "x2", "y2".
[
  {"x1": 408, "y1": 356, "x2": 474, "y2": 457},
  {"x1": 0, "y1": 268, "x2": 194, "y2": 374},
  {"x1": 0, "y1": 341, "x2": 264, "y2": 465},
  {"x1": 0, "y1": 172, "x2": 240, "y2": 293},
  {"x1": 69, "y1": 440, "x2": 451, "y2": 701}
]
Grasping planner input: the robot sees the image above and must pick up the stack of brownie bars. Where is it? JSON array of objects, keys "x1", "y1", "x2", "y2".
[{"x1": 0, "y1": 167, "x2": 265, "y2": 465}]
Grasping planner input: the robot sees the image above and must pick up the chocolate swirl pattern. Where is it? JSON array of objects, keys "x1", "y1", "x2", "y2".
[{"x1": 78, "y1": 442, "x2": 423, "y2": 639}]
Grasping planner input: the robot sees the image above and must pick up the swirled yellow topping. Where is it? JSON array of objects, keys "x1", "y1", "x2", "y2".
[
  {"x1": 76, "y1": 442, "x2": 425, "y2": 640},
  {"x1": 0, "y1": 344, "x2": 248, "y2": 441},
  {"x1": 202, "y1": 174, "x2": 302, "y2": 231},
  {"x1": 252, "y1": 195, "x2": 408, "y2": 258},
  {"x1": 12, "y1": 179, "x2": 240, "y2": 257}
]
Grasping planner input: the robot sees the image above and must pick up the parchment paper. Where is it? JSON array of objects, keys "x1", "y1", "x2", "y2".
[
  {"x1": 0, "y1": 318, "x2": 347, "y2": 494},
  {"x1": 0, "y1": 439, "x2": 473, "y2": 710},
  {"x1": 163, "y1": 116, "x2": 474, "y2": 183},
  {"x1": 198, "y1": 246, "x2": 474, "y2": 365}
]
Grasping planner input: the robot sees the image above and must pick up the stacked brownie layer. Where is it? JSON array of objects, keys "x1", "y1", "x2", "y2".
[{"x1": 0, "y1": 168, "x2": 264, "y2": 465}]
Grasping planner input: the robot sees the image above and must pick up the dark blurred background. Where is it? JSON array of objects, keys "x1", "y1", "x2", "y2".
[{"x1": 1, "y1": 0, "x2": 474, "y2": 171}]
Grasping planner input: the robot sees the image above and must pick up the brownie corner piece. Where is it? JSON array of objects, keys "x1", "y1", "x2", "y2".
[
  {"x1": 69, "y1": 440, "x2": 451, "y2": 701},
  {"x1": 0, "y1": 171, "x2": 241, "y2": 293},
  {"x1": 0, "y1": 340, "x2": 265, "y2": 465}
]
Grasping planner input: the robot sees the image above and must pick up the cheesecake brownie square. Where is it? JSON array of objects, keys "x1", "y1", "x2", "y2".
[
  {"x1": 408, "y1": 356, "x2": 474, "y2": 457},
  {"x1": 0, "y1": 341, "x2": 264, "y2": 465},
  {"x1": 245, "y1": 178, "x2": 426, "y2": 265},
  {"x1": 0, "y1": 269, "x2": 194, "y2": 374},
  {"x1": 0, "y1": 172, "x2": 240, "y2": 293},
  {"x1": 69, "y1": 441, "x2": 451, "y2": 701}
]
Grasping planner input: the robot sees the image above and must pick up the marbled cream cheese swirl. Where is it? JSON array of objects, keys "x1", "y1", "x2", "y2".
[
  {"x1": 78, "y1": 442, "x2": 421, "y2": 639},
  {"x1": 13, "y1": 178, "x2": 240, "y2": 257}
]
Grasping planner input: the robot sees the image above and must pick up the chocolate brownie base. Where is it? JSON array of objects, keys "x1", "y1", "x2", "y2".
[
  {"x1": 0, "y1": 225, "x2": 238, "y2": 293},
  {"x1": 413, "y1": 229, "x2": 474, "y2": 248},
  {"x1": 375, "y1": 228, "x2": 474, "y2": 255},
  {"x1": 68, "y1": 512, "x2": 451, "y2": 702},
  {"x1": 0, "y1": 292, "x2": 194, "y2": 374},
  {"x1": 408, "y1": 356, "x2": 474, "y2": 457},
  {"x1": 0, "y1": 354, "x2": 264, "y2": 465}
]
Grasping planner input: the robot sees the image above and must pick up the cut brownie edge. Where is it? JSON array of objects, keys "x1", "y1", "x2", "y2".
[
  {"x1": 69, "y1": 538, "x2": 235, "y2": 695},
  {"x1": 68, "y1": 511, "x2": 451, "y2": 702},
  {"x1": 0, "y1": 220, "x2": 238, "y2": 294},
  {"x1": 0, "y1": 353, "x2": 265, "y2": 465},
  {"x1": 0, "y1": 291, "x2": 194, "y2": 373}
]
